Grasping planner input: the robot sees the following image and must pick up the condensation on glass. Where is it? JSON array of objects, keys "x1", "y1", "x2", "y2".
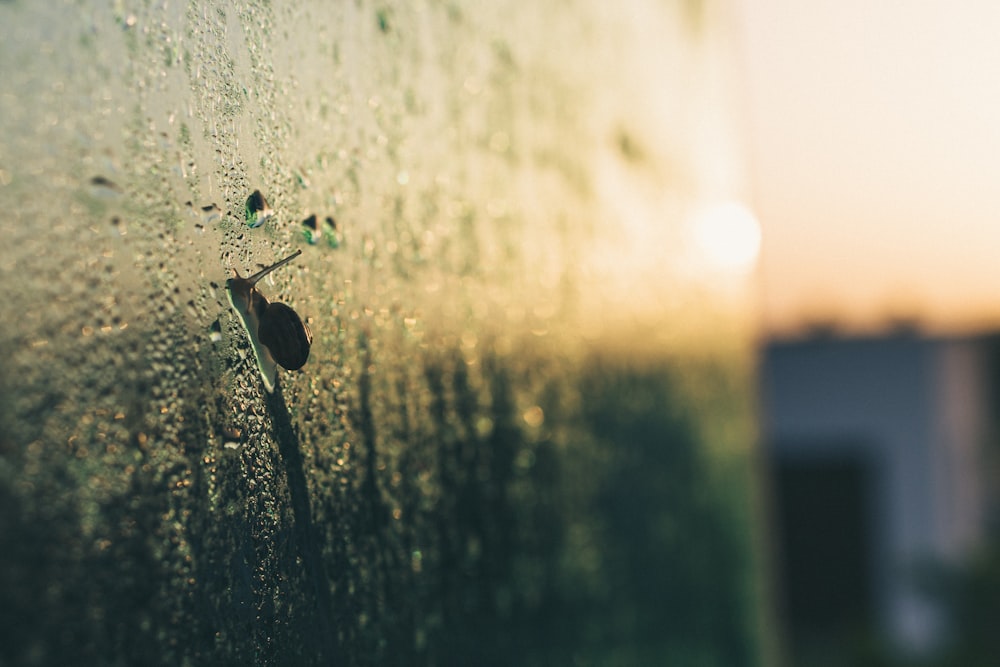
[{"x1": 0, "y1": 1, "x2": 771, "y2": 665}]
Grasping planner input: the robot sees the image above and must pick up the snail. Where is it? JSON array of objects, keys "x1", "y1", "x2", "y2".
[{"x1": 226, "y1": 249, "x2": 311, "y2": 392}]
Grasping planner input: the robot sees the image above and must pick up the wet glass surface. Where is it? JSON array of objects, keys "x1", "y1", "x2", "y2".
[{"x1": 0, "y1": 1, "x2": 770, "y2": 664}]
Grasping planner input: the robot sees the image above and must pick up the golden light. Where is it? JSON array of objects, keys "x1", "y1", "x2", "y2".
[{"x1": 688, "y1": 201, "x2": 762, "y2": 275}]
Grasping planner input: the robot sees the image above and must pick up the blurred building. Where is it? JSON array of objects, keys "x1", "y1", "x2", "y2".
[{"x1": 760, "y1": 331, "x2": 998, "y2": 660}]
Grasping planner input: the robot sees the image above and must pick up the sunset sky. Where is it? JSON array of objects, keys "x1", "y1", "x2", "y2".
[{"x1": 736, "y1": 0, "x2": 1000, "y2": 335}]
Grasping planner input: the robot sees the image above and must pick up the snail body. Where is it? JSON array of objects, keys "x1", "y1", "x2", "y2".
[{"x1": 226, "y1": 249, "x2": 311, "y2": 392}]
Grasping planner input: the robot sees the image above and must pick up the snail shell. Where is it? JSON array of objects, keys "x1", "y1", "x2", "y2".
[
  {"x1": 258, "y1": 302, "x2": 311, "y2": 371},
  {"x1": 226, "y1": 249, "x2": 311, "y2": 392}
]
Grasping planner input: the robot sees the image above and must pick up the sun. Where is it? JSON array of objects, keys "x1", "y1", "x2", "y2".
[{"x1": 688, "y1": 201, "x2": 762, "y2": 275}]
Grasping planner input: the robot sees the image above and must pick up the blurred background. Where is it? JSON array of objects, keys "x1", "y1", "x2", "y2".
[
  {"x1": 2, "y1": 1, "x2": 1000, "y2": 665},
  {"x1": 737, "y1": 1, "x2": 1000, "y2": 665}
]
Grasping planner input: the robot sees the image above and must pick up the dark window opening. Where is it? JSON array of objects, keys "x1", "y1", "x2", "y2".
[{"x1": 772, "y1": 451, "x2": 877, "y2": 661}]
